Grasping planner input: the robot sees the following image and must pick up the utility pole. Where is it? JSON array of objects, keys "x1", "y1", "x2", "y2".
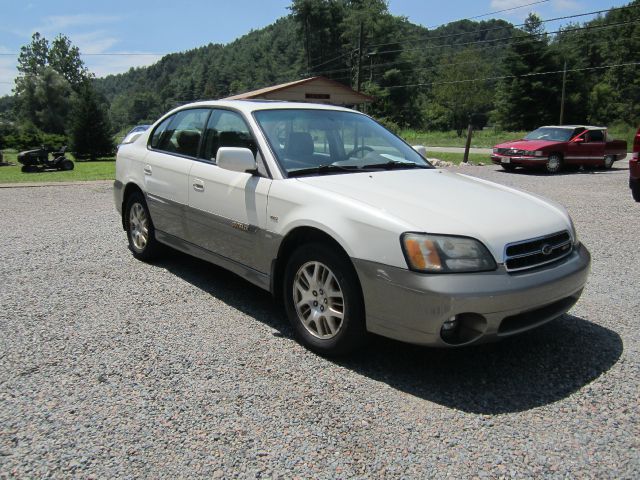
[
  {"x1": 356, "y1": 22, "x2": 364, "y2": 92},
  {"x1": 559, "y1": 59, "x2": 567, "y2": 125},
  {"x1": 463, "y1": 115, "x2": 473, "y2": 164}
]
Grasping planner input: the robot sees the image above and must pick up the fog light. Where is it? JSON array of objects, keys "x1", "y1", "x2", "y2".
[{"x1": 441, "y1": 315, "x2": 458, "y2": 331}]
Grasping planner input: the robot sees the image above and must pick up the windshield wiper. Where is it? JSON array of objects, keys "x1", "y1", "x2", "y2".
[
  {"x1": 287, "y1": 164, "x2": 361, "y2": 177},
  {"x1": 362, "y1": 160, "x2": 430, "y2": 170}
]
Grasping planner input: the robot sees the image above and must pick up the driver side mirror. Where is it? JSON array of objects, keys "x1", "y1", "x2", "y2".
[
  {"x1": 216, "y1": 147, "x2": 257, "y2": 173},
  {"x1": 572, "y1": 136, "x2": 585, "y2": 143}
]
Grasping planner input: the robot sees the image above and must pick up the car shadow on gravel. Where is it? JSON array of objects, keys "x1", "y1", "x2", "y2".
[
  {"x1": 154, "y1": 250, "x2": 293, "y2": 334},
  {"x1": 156, "y1": 250, "x2": 622, "y2": 415},
  {"x1": 495, "y1": 165, "x2": 628, "y2": 176},
  {"x1": 337, "y1": 316, "x2": 623, "y2": 414}
]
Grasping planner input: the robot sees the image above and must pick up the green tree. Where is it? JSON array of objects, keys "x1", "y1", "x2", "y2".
[
  {"x1": 70, "y1": 85, "x2": 114, "y2": 160},
  {"x1": 14, "y1": 32, "x2": 93, "y2": 136},
  {"x1": 32, "y1": 68, "x2": 73, "y2": 134},
  {"x1": 48, "y1": 34, "x2": 92, "y2": 88},
  {"x1": 16, "y1": 32, "x2": 49, "y2": 78},
  {"x1": 290, "y1": 0, "x2": 346, "y2": 74},
  {"x1": 429, "y1": 47, "x2": 493, "y2": 135},
  {"x1": 494, "y1": 13, "x2": 560, "y2": 130},
  {"x1": 110, "y1": 91, "x2": 161, "y2": 126}
]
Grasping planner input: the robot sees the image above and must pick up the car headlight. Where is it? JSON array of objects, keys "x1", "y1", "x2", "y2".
[
  {"x1": 524, "y1": 150, "x2": 545, "y2": 157},
  {"x1": 401, "y1": 233, "x2": 497, "y2": 273},
  {"x1": 492, "y1": 148, "x2": 499, "y2": 154}
]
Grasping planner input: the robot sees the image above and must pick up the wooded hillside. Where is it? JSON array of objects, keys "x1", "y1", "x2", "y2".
[{"x1": 1, "y1": 0, "x2": 638, "y2": 152}]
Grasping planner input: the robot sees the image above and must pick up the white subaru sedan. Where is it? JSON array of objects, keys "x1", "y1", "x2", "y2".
[{"x1": 114, "y1": 101, "x2": 590, "y2": 355}]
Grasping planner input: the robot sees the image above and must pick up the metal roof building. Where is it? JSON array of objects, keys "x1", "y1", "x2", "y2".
[{"x1": 223, "y1": 76, "x2": 373, "y2": 106}]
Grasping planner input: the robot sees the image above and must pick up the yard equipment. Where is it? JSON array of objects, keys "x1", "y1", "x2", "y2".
[{"x1": 18, "y1": 146, "x2": 74, "y2": 173}]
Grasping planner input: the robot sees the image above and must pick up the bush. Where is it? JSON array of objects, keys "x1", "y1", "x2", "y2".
[
  {"x1": 374, "y1": 117, "x2": 401, "y2": 135},
  {"x1": 1, "y1": 122, "x2": 69, "y2": 151}
]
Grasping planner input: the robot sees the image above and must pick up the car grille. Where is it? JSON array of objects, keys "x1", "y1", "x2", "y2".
[
  {"x1": 504, "y1": 231, "x2": 573, "y2": 272},
  {"x1": 496, "y1": 148, "x2": 525, "y2": 155}
]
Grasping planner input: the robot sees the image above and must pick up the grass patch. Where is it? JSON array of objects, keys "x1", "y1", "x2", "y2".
[
  {"x1": 0, "y1": 150, "x2": 115, "y2": 184},
  {"x1": 426, "y1": 151, "x2": 490, "y2": 165},
  {"x1": 401, "y1": 129, "x2": 528, "y2": 148},
  {"x1": 401, "y1": 125, "x2": 636, "y2": 149}
]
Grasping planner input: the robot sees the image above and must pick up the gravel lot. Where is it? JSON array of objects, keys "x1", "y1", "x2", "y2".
[{"x1": 1, "y1": 163, "x2": 638, "y2": 478}]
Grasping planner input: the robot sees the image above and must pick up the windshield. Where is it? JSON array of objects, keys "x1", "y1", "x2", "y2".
[
  {"x1": 524, "y1": 127, "x2": 583, "y2": 142},
  {"x1": 253, "y1": 109, "x2": 431, "y2": 176}
]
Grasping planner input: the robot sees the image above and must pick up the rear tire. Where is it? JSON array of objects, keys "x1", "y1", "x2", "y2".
[
  {"x1": 124, "y1": 191, "x2": 161, "y2": 261},
  {"x1": 283, "y1": 243, "x2": 366, "y2": 356},
  {"x1": 59, "y1": 159, "x2": 74, "y2": 171},
  {"x1": 603, "y1": 155, "x2": 614, "y2": 169},
  {"x1": 546, "y1": 154, "x2": 563, "y2": 174}
]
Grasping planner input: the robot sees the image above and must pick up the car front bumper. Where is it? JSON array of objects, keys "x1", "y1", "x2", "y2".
[
  {"x1": 630, "y1": 155, "x2": 640, "y2": 181},
  {"x1": 353, "y1": 243, "x2": 590, "y2": 347},
  {"x1": 491, "y1": 154, "x2": 548, "y2": 166}
]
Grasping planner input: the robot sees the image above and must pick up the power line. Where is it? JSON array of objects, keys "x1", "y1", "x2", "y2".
[
  {"x1": 308, "y1": 11, "x2": 637, "y2": 76},
  {"x1": 372, "y1": 18, "x2": 637, "y2": 56},
  {"x1": 0, "y1": 52, "x2": 164, "y2": 56},
  {"x1": 383, "y1": 62, "x2": 640, "y2": 90},
  {"x1": 464, "y1": 0, "x2": 550, "y2": 22},
  {"x1": 367, "y1": 4, "x2": 638, "y2": 50},
  {"x1": 310, "y1": 18, "x2": 636, "y2": 77},
  {"x1": 306, "y1": 0, "x2": 552, "y2": 71}
]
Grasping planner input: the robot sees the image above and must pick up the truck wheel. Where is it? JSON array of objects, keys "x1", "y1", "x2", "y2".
[
  {"x1": 632, "y1": 181, "x2": 640, "y2": 202},
  {"x1": 603, "y1": 155, "x2": 614, "y2": 169},
  {"x1": 283, "y1": 243, "x2": 366, "y2": 356},
  {"x1": 546, "y1": 154, "x2": 563, "y2": 174},
  {"x1": 125, "y1": 192, "x2": 161, "y2": 261}
]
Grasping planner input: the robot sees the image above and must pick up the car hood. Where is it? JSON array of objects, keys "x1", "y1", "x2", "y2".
[
  {"x1": 296, "y1": 169, "x2": 571, "y2": 262},
  {"x1": 495, "y1": 139, "x2": 561, "y2": 150}
]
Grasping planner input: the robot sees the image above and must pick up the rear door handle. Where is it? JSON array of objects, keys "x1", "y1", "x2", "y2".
[
  {"x1": 143, "y1": 165, "x2": 152, "y2": 176},
  {"x1": 193, "y1": 179, "x2": 204, "y2": 192}
]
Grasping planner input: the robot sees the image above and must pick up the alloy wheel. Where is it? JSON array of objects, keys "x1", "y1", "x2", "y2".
[
  {"x1": 129, "y1": 203, "x2": 149, "y2": 251},
  {"x1": 293, "y1": 261, "x2": 345, "y2": 339}
]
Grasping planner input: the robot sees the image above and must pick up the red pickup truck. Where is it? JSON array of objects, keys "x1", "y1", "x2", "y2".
[
  {"x1": 630, "y1": 127, "x2": 640, "y2": 202},
  {"x1": 491, "y1": 126, "x2": 627, "y2": 173}
]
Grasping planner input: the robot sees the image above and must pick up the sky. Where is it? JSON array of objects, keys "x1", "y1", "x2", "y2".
[{"x1": 0, "y1": 0, "x2": 630, "y2": 96}]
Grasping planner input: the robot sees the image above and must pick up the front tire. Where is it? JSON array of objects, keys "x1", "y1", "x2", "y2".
[
  {"x1": 125, "y1": 192, "x2": 161, "y2": 261},
  {"x1": 283, "y1": 243, "x2": 366, "y2": 356},
  {"x1": 546, "y1": 154, "x2": 563, "y2": 174}
]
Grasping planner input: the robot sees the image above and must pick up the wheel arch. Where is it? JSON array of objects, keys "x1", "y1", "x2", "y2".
[
  {"x1": 270, "y1": 226, "x2": 361, "y2": 302},
  {"x1": 121, "y1": 181, "x2": 145, "y2": 230}
]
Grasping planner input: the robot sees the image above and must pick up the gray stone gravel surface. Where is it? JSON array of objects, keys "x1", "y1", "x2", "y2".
[{"x1": 0, "y1": 165, "x2": 638, "y2": 478}]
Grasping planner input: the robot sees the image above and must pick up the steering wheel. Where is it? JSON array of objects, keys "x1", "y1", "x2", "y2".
[{"x1": 347, "y1": 145, "x2": 374, "y2": 158}]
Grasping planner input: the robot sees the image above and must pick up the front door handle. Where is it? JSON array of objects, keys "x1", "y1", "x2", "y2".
[
  {"x1": 143, "y1": 165, "x2": 152, "y2": 176},
  {"x1": 193, "y1": 179, "x2": 204, "y2": 192}
]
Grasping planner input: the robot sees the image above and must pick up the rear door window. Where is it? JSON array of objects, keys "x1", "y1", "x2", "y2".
[{"x1": 151, "y1": 108, "x2": 210, "y2": 157}]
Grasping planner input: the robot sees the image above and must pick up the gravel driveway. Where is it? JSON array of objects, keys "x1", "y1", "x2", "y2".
[{"x1": 1, "y1": 164, "x2": 638, "y2": 478}]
